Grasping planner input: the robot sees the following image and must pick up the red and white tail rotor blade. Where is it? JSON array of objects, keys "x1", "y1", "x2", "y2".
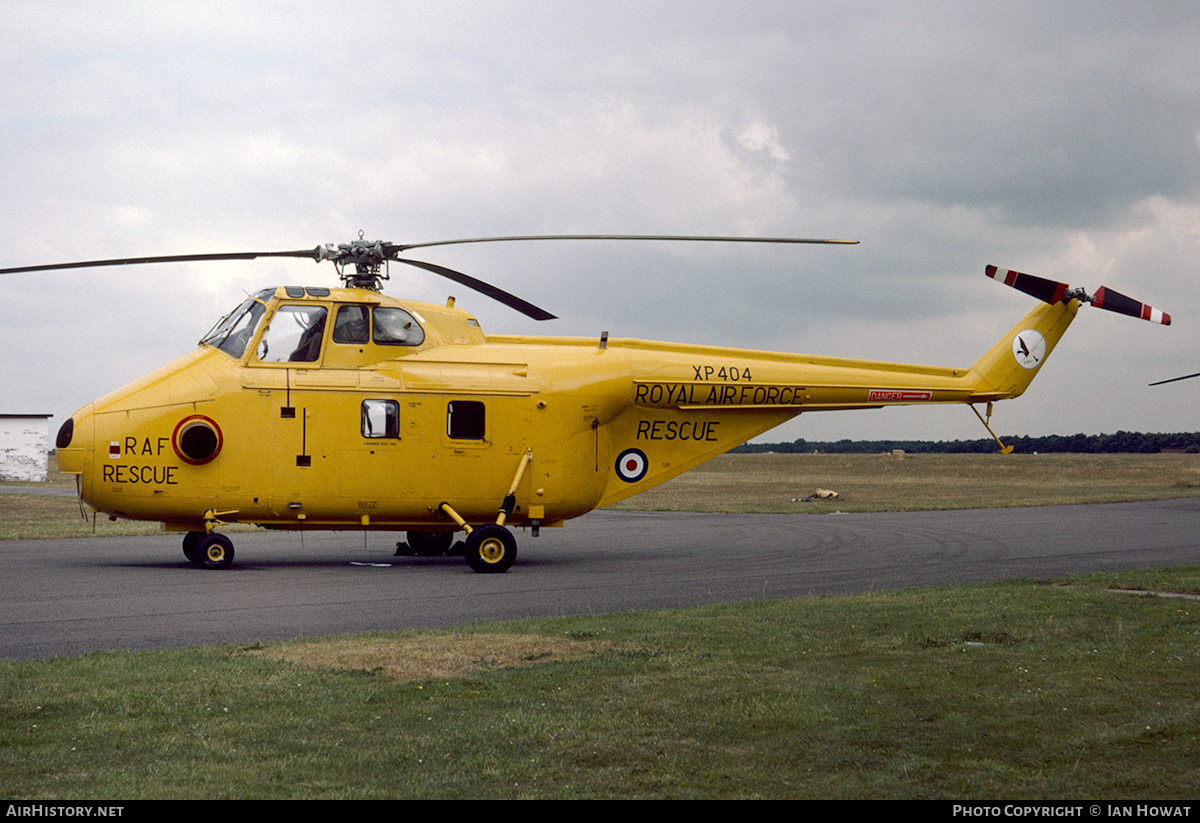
[
  {"x1": 1091, "y1": 286, "x2": 1171, "y2": 325},
  {"x1": 985, "y1": 265, "x2": 1069, "y2": 304},
  {"x1": 986, "y1": 265, "x2": 1170, "y2": 326}
]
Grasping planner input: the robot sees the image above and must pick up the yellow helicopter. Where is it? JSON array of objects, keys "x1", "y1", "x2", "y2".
[{"x1": 0, "y1": 235, "x2": 1170, "y2": 572}]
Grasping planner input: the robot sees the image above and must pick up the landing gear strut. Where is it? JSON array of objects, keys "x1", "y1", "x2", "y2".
[{"x1": 433, "y1": 449, "x2": 530, "y2": 573}]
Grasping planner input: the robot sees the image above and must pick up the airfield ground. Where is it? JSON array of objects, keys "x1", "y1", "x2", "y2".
[
  {"x1": 2, "y1": 453, "x2": 1198, "y2": 799},
  {"x1": 5, "y1": 452, "x2": 1200, "y2": 539}
]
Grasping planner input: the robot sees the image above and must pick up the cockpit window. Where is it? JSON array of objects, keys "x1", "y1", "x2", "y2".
[
  {"x1": 200, "y1": 298, "x2": 267, "y2": 358},
  {"x1": 373, "y1": 307, "x2": 425, "y2": 347},
  {"x1": 256, "y1": 305, "x2": 328, "y2": 363}
]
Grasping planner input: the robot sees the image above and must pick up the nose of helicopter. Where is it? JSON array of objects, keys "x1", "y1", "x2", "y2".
[{"x1": 54, "y1": 403, "x2": 93, "y2": 477}]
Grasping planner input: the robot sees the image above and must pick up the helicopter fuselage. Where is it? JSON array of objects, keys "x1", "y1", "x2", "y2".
[{"x1": 53, "y1": 283, "x2": 1079, "y2": 567}]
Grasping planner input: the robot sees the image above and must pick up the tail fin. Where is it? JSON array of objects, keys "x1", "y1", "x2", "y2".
[{"x1": 968, "y1": 298, "x2": 1079, "y2": 402}]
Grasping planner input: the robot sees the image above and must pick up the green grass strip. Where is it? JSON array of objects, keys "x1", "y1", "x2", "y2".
[{"x1": 3, "y1": 567, "x2": 1198, "y2": 800}]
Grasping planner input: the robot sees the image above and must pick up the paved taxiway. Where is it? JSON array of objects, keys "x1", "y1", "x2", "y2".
[{"x1": 2, "y1": 499, "x2": 1198, "y2": 660}]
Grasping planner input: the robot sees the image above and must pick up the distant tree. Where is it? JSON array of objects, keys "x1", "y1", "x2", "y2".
[{"x1": 732, "y1": 431, "x2": 1200, "y2": 455}]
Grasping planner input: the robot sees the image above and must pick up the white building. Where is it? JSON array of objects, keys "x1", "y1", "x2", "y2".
[{"x1": 0, "y1": 414, "x2": 53, "y2": 481}]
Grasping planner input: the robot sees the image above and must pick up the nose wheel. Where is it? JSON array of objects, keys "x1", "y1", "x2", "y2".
[{"x1": 182, "y1": 530, "x2": 235, "y2": 569}]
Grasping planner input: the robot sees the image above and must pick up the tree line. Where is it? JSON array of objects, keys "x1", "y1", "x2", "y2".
[{"x1": 732, "y1": 431, "x2": 1200, "y2": 455}]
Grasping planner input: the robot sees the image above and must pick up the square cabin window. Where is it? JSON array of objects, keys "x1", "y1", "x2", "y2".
[
  {"x1": 447, "y1": 400, "x2": 485, "y2": 440},
  {"x1": 361, "y1": 399, "x2": 399, "y2": 438},
  {"x1": 334, "y1": 305, "x2": 370, "y2": 344}
]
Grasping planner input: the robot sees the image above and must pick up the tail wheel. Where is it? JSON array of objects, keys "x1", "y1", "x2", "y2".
[
  {"x1": 464, "y1": 524, "x2": 517, "y2": 573},
  {"x1": 197, "y1": 533, "x2": 235, "y2": 570}
]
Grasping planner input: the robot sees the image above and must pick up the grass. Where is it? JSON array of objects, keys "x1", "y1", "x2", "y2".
[
  {"x1": 608, "y1": 452, "x2": 1200, "y2": 513},
  {"x1": 0, "y1": 490, "x2": 165, "y2": 540},
  {"x1": 2, "y1": 568, "x2": 1198, "y2": 799}
]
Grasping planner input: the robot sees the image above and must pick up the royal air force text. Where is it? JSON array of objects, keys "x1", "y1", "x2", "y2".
[{"x1": 634, "y1": 382, "x2": 805, "y2": 408}]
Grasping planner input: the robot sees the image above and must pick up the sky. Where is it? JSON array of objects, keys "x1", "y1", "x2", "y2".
[{"x1": 2, "y1": 1, "x2": 1198, "y2": 445}]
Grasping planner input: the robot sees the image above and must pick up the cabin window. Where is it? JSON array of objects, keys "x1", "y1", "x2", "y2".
[
  {"x1": 447, "y1": 400, "x2": 485, "y2": 440},
  {"x1": 361, "y1": 399, "x2": 400, "y2": 438},
  {"x1": 333, "y1": 305, "x2": 370, "y2": 344},
  {"x1": 256, "y1": 305, "x2": 328, "y2": 363},
  {"x1": 373, "y1": 307, "x2": 425, "y2": 347}
]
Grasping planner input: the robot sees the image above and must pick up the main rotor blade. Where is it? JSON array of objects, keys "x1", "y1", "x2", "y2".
[
  {"x1": 1149, "y1": 372, "x2": 1200, "y2": 386},
  {"x1": 0, "y1": 249, "x2": 322, "y2": 275},
  {"x1": 391, "y1": 234, "x2": 859, "y2": 252},
  {"x1": 1, "y1": 234, "x2": 854, "y2": 319},
  {"x1": 389, "y1": 257, "x2": 557, "y2": 321}
]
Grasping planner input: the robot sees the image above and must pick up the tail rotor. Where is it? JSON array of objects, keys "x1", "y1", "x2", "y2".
[{"x1": 985, "y1": 265, "x2": 1170, "y2": 326}]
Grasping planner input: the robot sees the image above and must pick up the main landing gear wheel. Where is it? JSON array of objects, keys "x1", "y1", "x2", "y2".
[
  {"x1": 464, "y1": 524, "x2": 517, "y2": 574},
  {"x1": 196, "y1": 533, "x2": 235, "y2": 570},
  {"x1": 406, "y1": 530, "x2": 455, "y2": 556}
]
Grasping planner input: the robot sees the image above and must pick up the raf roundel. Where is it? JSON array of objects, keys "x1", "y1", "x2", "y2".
[{"x1": 615, "y1": 448, "x2": 649, "y2": 483}]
